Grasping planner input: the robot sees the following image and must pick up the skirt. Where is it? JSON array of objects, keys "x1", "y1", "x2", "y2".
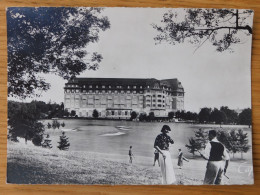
[{"x1": 159, "y1": 150, "x2": 176, "y2": 184}]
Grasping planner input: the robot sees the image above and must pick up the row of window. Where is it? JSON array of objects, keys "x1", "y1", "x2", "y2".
[
  {"x1": 65, "y1": 94, "x2": 144, "y2": 100},
  {"x1": 146, "y1": 99, "x2": 166, "y2": 103},
  {"x1": 66, "y1": 84, "x2": 174, "y2": 91},
  {"x1": 65, "y1": 89, "x2": 144, "y2": 94},
  {"x1": 146, "y1": 94, "x2": 165, "y2": 98},
  {"x1": 67, "y1": 84, "x2": 143, "y2": 89},
  {"x1": 78, "y1": 110, "x2": 132, "y2": 117},
  {"x1": 146, "y1": 104, "x2": 164, "y2": 107}
]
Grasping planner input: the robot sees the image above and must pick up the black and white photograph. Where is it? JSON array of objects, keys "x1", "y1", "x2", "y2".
[{"x1": 7, "y1": 7, "x2": 254, "y2": 185}]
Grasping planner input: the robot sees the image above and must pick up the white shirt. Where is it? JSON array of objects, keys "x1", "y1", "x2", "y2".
[{"x1": 204, "y1": 138, "x2": 230, "y2": 161}]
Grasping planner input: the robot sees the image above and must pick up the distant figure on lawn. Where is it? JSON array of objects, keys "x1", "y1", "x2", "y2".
[
  {"x1": 177, "y1": 149, "x2": 189, "y2": 169},
  {"x1": 153, "y1": 149, "x2": 160, "y2": 167},
  {"x1": 154, "y1": 125, "x2": 176, "y2": 184},
  {"x1": 129, "y1": 146, "x2": 134, "y2": 163},
  {"x1": 200, "y1": 130, "x2": 230, "y2": 185}
]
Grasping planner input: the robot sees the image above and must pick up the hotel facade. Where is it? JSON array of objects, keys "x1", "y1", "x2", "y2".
[{"x1": 64, "y1": 78, "x2": 184, "y2": 119}]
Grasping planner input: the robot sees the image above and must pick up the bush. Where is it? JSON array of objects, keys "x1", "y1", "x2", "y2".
[
  {"x1": 57, "y1": 132, "x2": 70, "y2": 151},
  {"x1": 139, "y1": 113, "x2": 147, "y2": 121},
  {"x1": 130, "y1": 111, "x2": 137, "y2": 120},
  {"x1": 92, "y1": 109, "x2": 99, "y2": 118},
  {"x1": 32, "y1": 134, "x2": 43, "y2": 146}
]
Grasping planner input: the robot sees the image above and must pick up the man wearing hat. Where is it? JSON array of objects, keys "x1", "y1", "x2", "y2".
[{"x1": 200, "y1": 130, "x2": 230, "y2": 184}]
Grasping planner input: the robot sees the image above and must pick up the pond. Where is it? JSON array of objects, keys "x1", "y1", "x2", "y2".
[{"x1": 43, "y1": 119, "x2": 253, "y2": 161}]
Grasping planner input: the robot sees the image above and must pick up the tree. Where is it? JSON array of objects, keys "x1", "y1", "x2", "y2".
[
  {"x1": 191, "y1": 112, "x2": 199, "y2": 122},
  {"x1": 185, "y1": 137, "x2": 201, "y2": 156},
  {"x1": 238, "y1": 108, "x2": 252, "y2": 127},
  {"x1": 139, "y1": 112, "x2": 147, "y2": 122},
  {"x1": 64, "y1": 109, "x2": 70, "y2": 117},
  {"x1": 175, "y1": 111, "x2": 181, "y2": 119},
  {"x1": 194, "y1": 129, "x2": 208, "y2": 149},
  {"x1": 210, "y1": 108, "x2": 227, "y2": 126},
  {"x1": 148, "y1": 112, "x2": 155, "y2": 121},
  {"x1": 168, "y1": 111, "x2": 175, "y2": 119},
  {"x1": 220, "y1": 106, "x2": 238, "y2": 124},
  {"x1": 70, "y1": 110, "x2": 76, "y2": 117},
  {"x1": 237, "y1": 129, "x2": 250, "y2": 159},
  {"x1": 186, "y1": 129, "x2": 208, "y2": 156},
  {"x1": 180, "y1": 110, "x2": 186, "y2": 120},
  {"x1": 130, "y1": 111, "x2": 138, "y2": 121},
  {"x1": 7, "y1": 7, "x2": 110, "y2": 98},
  {"x1": 57, "y1": 132, "x2": 70, "y2": 151},
  {"x1": 198, "y1": 107, "x2": 211, "y2": 123},
  {"x1": 92, "y1": 109, "x2": 99, "y2": 118},
  {"x1": 228, "y1": 129, "x2": 240, "y2": 158},
  {"x1": 8, "y1": 101, "x2": 45, "y2": 145},
  {"x1": 153, "y1": 9, "x2": 253, "y2": 52},
  {"x1": 52, "y1": 119, "x2": 60, "y2": 129}
]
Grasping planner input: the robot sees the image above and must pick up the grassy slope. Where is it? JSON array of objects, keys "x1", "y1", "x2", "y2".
[
  {"x1": 7, "y1": 140, "x2": 253, "y2": 185},
  {"x1": 7, "y1": 141, "x2": 165, "y2": 184}
]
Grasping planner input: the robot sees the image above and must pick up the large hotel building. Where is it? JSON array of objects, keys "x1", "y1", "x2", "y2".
[{"x1": 64, "y1": 78, "x2": 184, "y2": 119}]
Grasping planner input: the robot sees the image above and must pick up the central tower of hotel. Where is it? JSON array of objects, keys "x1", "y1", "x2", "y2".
[{"x1": 64, "y1": 78, "x2": 184, "y2": 119}]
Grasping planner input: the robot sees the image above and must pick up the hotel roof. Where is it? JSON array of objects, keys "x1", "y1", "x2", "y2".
[{"x1": 66, "y1": 77, "x2": 184, "y2": 91}]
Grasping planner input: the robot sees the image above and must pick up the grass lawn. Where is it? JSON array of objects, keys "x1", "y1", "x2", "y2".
[
  {"x1": 7, "y1": 140, "x2": 164, "y2": 184},
  {"x1": 7, "y1": 139, "x2": 253, "y2": 185}
]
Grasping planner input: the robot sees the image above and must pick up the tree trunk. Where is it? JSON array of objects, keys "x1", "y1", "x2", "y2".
[{"x1": 241, "y1": 152, "x2": 243, "y2": 159}]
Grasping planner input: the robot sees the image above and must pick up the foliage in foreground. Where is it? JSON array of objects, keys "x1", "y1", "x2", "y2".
[
  {"x1": 153, "y1": 9, "x2": 253, "y2": 52},
  {"x1": 186, "y1": 128, "x2": 251, "y2": 159},
  {"x1": 7, "y1": 7, "x2": 110, "y2": 98}
]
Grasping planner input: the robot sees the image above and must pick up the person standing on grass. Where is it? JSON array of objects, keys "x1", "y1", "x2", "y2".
[
  {"x1": 153, "y1": 149, "x2": 160, "y2": 167},
  {"x1": 200, "y1": 130, "x2": 230, "y2": 185},
  {"x1": 129, "y1": 146, "x2": 134, "y2": 163},
  {"x1": 154, "y1": 125, "x2": 176, "y2": 184},
  {"x1": 177, "y1": 148, "x2": 189, "y2": 169}
]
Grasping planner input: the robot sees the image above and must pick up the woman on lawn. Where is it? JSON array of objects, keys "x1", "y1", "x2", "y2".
[{"x1": 154, "y1": 125, "x2": 176, "y2": 184}]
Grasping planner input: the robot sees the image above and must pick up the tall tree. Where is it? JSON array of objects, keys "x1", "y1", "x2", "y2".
[
  {"x1": 153, "y1": 9, "x2": 253, "y2": 52},
  {"x1": 148, "y1": 112, "x2": 155, "y2": 121},
  {"x1": 220, "y1": 106, "x2": 238, "y2": 124},
  {"x1": 168, "y1": 111, "x2": 175, "y2": 119},
  {"x1": 237, "y1": 129, "x2": 250, "y2": 159},
  {"x1": 198, "y1": 107, "x2": 211, "y2": 123},
  {"x1": 228, "y1": 129, "x2": 240, "y2": 158},
  {"x1": 210, "y1": 108, "x2": 227, "y2": 126},
  {"x1": 238, "y1": 108, "x2": 252, "y2": 127},
  {"x1": 175, "y1": 111, "x2": 181, "y2": 119},
  {"x1": 8, "y1": 101, "x2": 45, "y2": 145},
  {"x1": 7, "y1": 7, "x2": 110, "y2": 98}
]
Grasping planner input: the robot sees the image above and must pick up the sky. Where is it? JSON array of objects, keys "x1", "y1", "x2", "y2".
[{"x1": 10, "y1": 8, "x2": 254, "y2": 113}]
